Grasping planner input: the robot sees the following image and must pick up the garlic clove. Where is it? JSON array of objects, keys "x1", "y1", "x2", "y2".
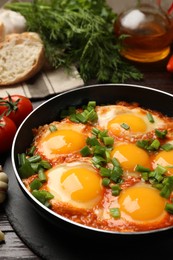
[{"x1": 0, "y1": 8, "x2": 26, "y2": 35}]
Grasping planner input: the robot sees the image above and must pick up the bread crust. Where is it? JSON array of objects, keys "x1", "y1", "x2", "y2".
[{"x1": 0, "y1": 32, "x2": 45, "y2": 86}]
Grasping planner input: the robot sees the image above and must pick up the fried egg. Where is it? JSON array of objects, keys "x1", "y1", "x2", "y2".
[
  {"x1": 22, "y1": 101, "x2": 173, "y2": 232},
  {"x1": 45, "y1": 161, "x2": 104, "y2": 210},
  {"x1": 117, "y1": 183, "x2": 168, "y2": 224},
  {"x1": 33, "y1": 120, "x2": 91, "y2": 163},
  {"x1": 111, "y1": 142, "x2": 151, "y2": 171},
  {"x1": 152, "y1": 140, "x2": 173, "y2": 174},
  {"x1": 96, "y1": 104, "x2": 172, "y2": 139}
]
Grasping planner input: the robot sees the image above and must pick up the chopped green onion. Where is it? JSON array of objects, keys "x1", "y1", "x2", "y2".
[
  {"x1": 92, "y1": 155, "x2": 106, "y2": 167},
  {"x1": 39, "y1": 160, "x2": 52, "y2": 169},
  {"x1": 69, "y1": 114, "x2": 80, "y2": 123},
  {"x1": 18, "y1": 153, "x2": 27, "y2": 167},
  {"x1": 148, "y1": 139, "x2": 160, "y2": 150},
  {"x1": 165, "y1": 203, "x2": 173, "y2": 214},
  {"x1": 18, "y1": 160, "x2": 35, "y2": 178},
  {"x1": 160, "y1": 176, "x2": 173, "y2": 198},
  {"x1": 27, "y1": 146, "x2": 36, "y2": 156},
  {"x1": 155, "y1": 129, "x2": 167, "y2": 139},
  {"x1": 111, "y1": 158, "x2": 121, "y2": 167},
  {"x1": 161, "y1": 143, "x2": 173, "y2": 151},
  {"x1": 32, "y1": 190, "x2": 54, "y2": 207},
  {"x1": 98, "y1": 130, "x2": 109, "y2": 140},
  {"x1": 88, "y1": 101, "x2": 96, "y2": 108},
  {"x1": 49, "y1": 125, "x2": 57, "y2": 132},
  {"x1": 75, "y1": 113, "x2": 87, "y2": 123},
  {"x1": 136, "y1": 140, "x2": 150, "y2": 150},
  {"x1": 102, "y1": 177, "x2": 110, "y2": 187},
  {"x1": 111, "y1": 185, "x2": 121, "y2": 196},
  {"x1": 141, "y1": 172, "x2": 149, "y2": 181},
  {"x1": 86, "y1": 136, "x2": 100, "y2": 146},
  {"x1": 103, "y1": 136, "x2": 114, "y2": 146},
  {"x1": 30, "y1": 162, "x2": 40, "y2": 172},
  {"x1": 91, "y1": 127, "x2": 100, "y2": 136},
  {"x1": 28, "y1": 155, "x2": 41, "y2": 163},
  {"x1": 93, "y1": 145, "x2": 106, "y2": 156},
  {"x1": 147, "y1": 112, "x2": 154, "y2": 123},
  {"x1": 110, "y1": 166, "x2": 123, "y2": 182},
  {"x1": 38, "y1": 168, "x2": 47, "y2": 182},
  {"x1": 30, "y1": 178, "x2": 42, "y2": 191},
  {"x1": 120, "y1": 123, "x2": 130, "y2": 130},
  {"x1": 80, "y1": 146, "x2": 91, "y2": 156},
  {"x1": 110, "y1": 208, "x2": 121, "y2": 218},
  {"x1": 135, "y1": 164, "x2": 150, "y2": 173},
  {"x1": 100, "y1": 167, "x2": 111, "y2": 177}
]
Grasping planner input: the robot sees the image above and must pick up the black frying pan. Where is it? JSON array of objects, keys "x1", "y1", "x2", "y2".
[{"x1": 11, "y1": 83, "x2": 173, "y2": 240}]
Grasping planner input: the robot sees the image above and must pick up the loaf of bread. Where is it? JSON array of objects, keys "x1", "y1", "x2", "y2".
[{"x1": 0, "y1": 32, "x2": 45, "y2": 86}]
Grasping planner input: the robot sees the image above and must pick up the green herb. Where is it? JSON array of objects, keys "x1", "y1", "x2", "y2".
[
  {"x1": 5, "y1": 0, "x2": 143, "y2": 83},
  {"x1": 147, "y1": 113, "x2": 154, "y2": 123},
  {"x1": 32, "y1": 190, "x2": 54, "y2": 207},
  {"x1": 110, "y1": 208, "x2": 121, "y2": 218},
  {"x1": 155, "y1": 129, "x2": 167, "y2": 139},
  {"x1": 30, "y1": 178, "x2": 43, "y2": 191},
  {"x1": 161, "y1": 143, "x2": 173, "y2": 151},
  {"x1": 49, "y1": 125, "x2": 57, "y2": 132},
  {"x1": 165, "y1": 203, "x2": 173, "y2": 214},
  {"x1": 120, "y1": 123, "x2": 130, "y2": 130}
]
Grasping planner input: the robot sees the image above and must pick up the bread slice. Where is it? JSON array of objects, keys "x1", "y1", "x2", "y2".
[{"x1": 0, "y1": 32, "x2": 45, "y2": 86}]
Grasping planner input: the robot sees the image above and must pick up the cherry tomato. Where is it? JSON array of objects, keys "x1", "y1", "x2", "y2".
[
  {"x1": 166, "y1": 55, "x2": 173, "y2": 73},
  {"x1": 0, "y1": 115, "x2": 17, "y2": 154},
  {"x1": 0, "y1": 94, "x2": 33, "y2": 127}
]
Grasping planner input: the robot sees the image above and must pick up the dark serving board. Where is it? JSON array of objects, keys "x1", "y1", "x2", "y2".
[{"x1": 3, "y1": 155, "x2": 173, "y2": 259}]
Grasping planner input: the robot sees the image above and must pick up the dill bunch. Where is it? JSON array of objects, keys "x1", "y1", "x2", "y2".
[{"x1": 5, "y1": 0, "x2": 143, "y2": 83}]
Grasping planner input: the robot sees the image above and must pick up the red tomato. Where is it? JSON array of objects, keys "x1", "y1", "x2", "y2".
[
  {"x1": 0, "y1": 115, "x2": 17, "y2": 154},
  {"x1": 167, "y1": 55, "x2": 173, "y2": 73},
  {"x1": 0, "y1": 94, "x2": 33, "y2": 127}
]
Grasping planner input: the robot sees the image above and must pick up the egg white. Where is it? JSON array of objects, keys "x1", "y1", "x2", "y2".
[
  {"x1": 45, "y1": 160, "x2": 104, "y2": 210},
  {"x1": 33, "y1": 120, "x2": 92, "y2": 163},
  {"x1": 96, "y1": 104, "x2": 172, "y2": 139}
]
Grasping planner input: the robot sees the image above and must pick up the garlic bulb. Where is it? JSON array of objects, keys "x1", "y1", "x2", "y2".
[
  {"x1": 0, "y1": 165, "x2": 8, "y2": 204},
  {"x1": 0, "y1": 8, "x2": 26, "y2": 35},
  {"x1": 0, "y1": 165, "x2": 8, "y2": 242}
]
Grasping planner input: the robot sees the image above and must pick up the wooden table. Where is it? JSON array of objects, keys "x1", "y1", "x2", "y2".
[{"x1": 1, "y1": 0, "x2": 173, "y2": 258}]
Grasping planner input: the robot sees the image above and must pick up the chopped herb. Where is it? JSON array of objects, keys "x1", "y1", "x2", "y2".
[
  {"x1": 155, "y1": 129, "x2": 167, "y2": 139},
  {"x1": 110, "y1": 208, "x2": 121, "y2": 218},
  {"x1": 49, "y1": 125, "x2": 57, "y2": 132},
  {"x1": 121, "y1": 123, "x2": 130, "y2": 130},
  {"x1": 147, "y1": 112, "x2": 154, "y2": 123},
  {"x1": 161, "y1": 143, "x2": 173, "y2": 151}
]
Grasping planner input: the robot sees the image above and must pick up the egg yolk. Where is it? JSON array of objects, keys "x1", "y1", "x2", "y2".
[
  {"x1": 107, "y1": 113, "x2": 147, "y2": 136},
  {"x1": 118, "y1": 185, "x2": 167, "y2": 222},
  {"x1": 61, "y1": 168, "x2": 103, "y2": 203},
  {"x1": 41, "y1": 129, "x2": 86, "y2": 154},
  {"x1": 47, "y1": 165, "x2": 103, "y2": 209},
  {"x1": 111, "y1": 143, "x2": 151, "y2": 171},
  {"x1": 153, "y1": 150, "x2": 173, "y2": 174}
]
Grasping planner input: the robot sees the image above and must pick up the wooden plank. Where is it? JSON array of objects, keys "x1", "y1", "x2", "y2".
[{"x1": 0, "y1": 207, "x2": 39, "y2": 259}]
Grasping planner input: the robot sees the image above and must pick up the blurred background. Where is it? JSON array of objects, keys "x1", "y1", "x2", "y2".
[{"x1": 107, "y1": 0, "x2": 173, "y2": 14}]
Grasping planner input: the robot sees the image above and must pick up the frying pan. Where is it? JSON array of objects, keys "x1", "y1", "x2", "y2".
[{"x1": 11, "y1": 83, "x2": 173, "y2": 239}]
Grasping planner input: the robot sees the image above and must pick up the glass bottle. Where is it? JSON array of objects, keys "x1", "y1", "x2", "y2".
[{"x1": 114, "y1": 0, "x2": 173, "y2": 62}]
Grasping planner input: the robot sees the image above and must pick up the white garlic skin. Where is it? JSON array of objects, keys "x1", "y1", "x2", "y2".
[
  {"x1": 0, "y1": 167, "x2": 9, "y2": 203},
  {"x1": 0, "y1": 9, "x2": 26, "y2": 35}
]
